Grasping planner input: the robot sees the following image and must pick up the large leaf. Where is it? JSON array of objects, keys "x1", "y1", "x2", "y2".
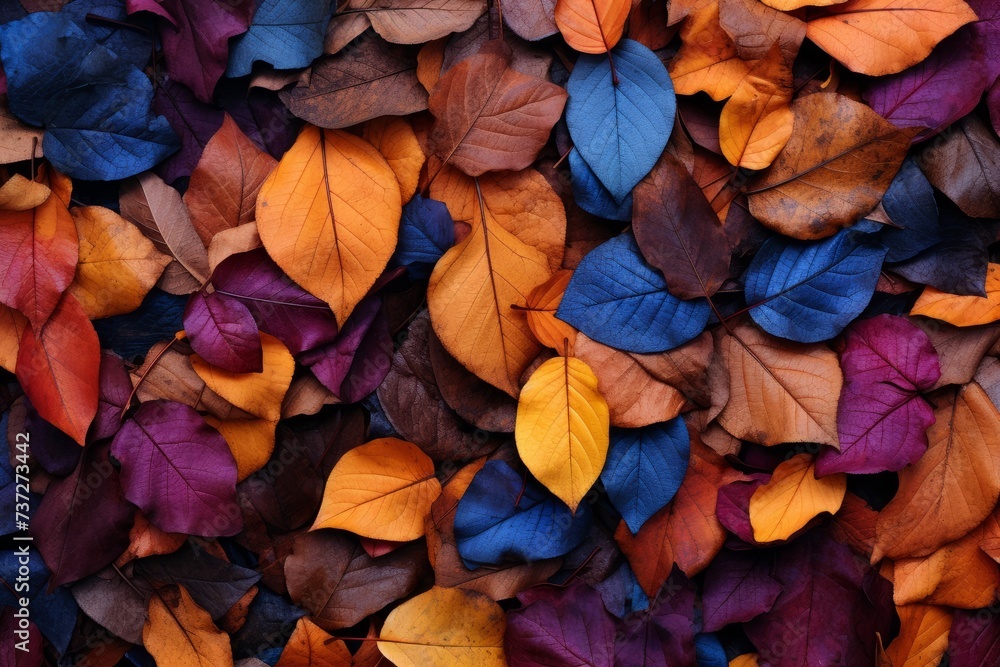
[
  {"x1": 255, "y1": 126, "x2": 401, "y2": 326},
  {"x1": 744, "y1": 229, "x2": 888, "y2": 343},
  {"x1": 873, "y1": 383, "x2": 1000, "y2": 560},
  {"x1": 516, "y1": 355, "x2": 610, "y2": 511},
  {"x1": 746, "y1": 93, "x2": 911, "y2": 239},
  {"x1": 553, "y1": 0, "x2": 629, "y2": 53},
  {"x1": 225, "y1": 0, "x2": 333, "y2": 76},
  {"x1": 557, "y1": 233, "x2": 709, "y2": 354},
  {"x1": 749, "y1": 454, "x2": 846, "y2": 542},
  {"x1": 806, "y1": 0, "x2": 977, "y2": 75},
  {"x1": 378, "y1": 587, "x2": 506, "y2": 667},
  {"x1": 632, "y1": 152, "x2": 730, "y2": 300},
  {"x1": 601, "y1": 419, "x2": 690, "y2": 534},
  {"x1": 280, "y1": 33, "x2": 427, "y2": 129},
  {"x1": 816, "y1": 315, "x2": 940, "y2": 476},
  {"x1": 16, "y1": 293, "x2": 99, "y2": 446},
  {"x1": 565, "y1": 39, "x2": 676, "y2": 201},
  {"x1": 311, "y1": 438, "x2": 442, "y2": 541},
  {"x1": 143, "y1": 585, "x2": 232, "y2": 667},
  {"x1": 717, "y1": 322, "x2": 841, "y2": 447},
  {"x1": 453, "y1": 460, "x2": 592, "y2": 567},
  {"x1": 427, "y1": 42, "x2": 566, "y2": 176},
  {"x1": 110, "y1": 400, "x2": 241, "y2": 536}
]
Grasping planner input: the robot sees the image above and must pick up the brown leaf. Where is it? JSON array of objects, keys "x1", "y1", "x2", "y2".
[
  {"x1": 284, "y1": 531, "x2": 427, "y2": 631},
  {"x1": 276, "y1": 618, "x2": 352, "y2": 667},
  {"x1": 717, "y1": 322, "x2": 841, "y2": 446},
  {"x1": 522, "y1": 270, "x2": 577, "y2": 354},
  {"x1": 830, "y1": 492, "x2": 878, "y2": 560},
  {"x1": 0, "y1": 99, "x2": 43, "y2": 164},
  {"x1": 324, "y1": 11, "x2": 371, "y2": 55},
  {"x1": 881, "y1": 604, "x2": 952, "y2": 667},
  {"x1": 892, "y1": 523, "x2": 1000, "y2": 608},
  {"x1": 874, "y1": 383, "x2": 1000, "y2": 561},
  {"x1": 184, "y1": 115, "x2": 277, "y2": 246},
  {"x1": 281, "y1": 33, "x2": 428, "y2": 129},
  {"x1": 915, "y1": 319, "x2": 1000, "y2": 390},
  {"x1": 747, "y1": 93, "x2": 912, "y2": 239},
  {"x1": 917, "y1": 114, "x2": 1000, "y2": 219},
  {"x1": 427, "y1": 42, "x2": 566, "y2": 176},
  {"x1": 633, "y1": 152, "x2": 731, "y2": 299},
  {"x1": 504, "y1": 0, "x2": 558, "y2": 40},
  {"x1": 553, "y1": 0, "x2": 630, "y2": 53},
  {"x1": 718, "y1": 0, "x2": 805, "y2": 62},
  {"x1": 354, "y1": 0, "x2": 487, "y2": 44},
  {"x1": 440, "y1": 14, "x2": 554, "y2": 79}
]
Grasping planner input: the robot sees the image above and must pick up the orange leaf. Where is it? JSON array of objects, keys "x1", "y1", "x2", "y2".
[
  {"x1": 16, "y1": 293, "x2": 98, "y2": 445},
  {"x1": 143, "y1": 585, "x2": 233, "y2": 667},
  {"x1": 523, "y1": 270, "x2": 577, "y2": 354},
  {"x1": 719, "y1": 44, "x2": 794, "y2": 170},
  {"x1": 427, "y1": 178, "x2": 553, "y2": 396},
  {"x1": 805, "y1": 0, "x2": 976, "y2": 76},
  {"x1": 882, "y1": 605, "x2": 952, "y2": 667},
  {"x1": 667, "y1": 3, "x2": 751, "y2": 101},
  {"x1": 204, "y1": 416, "x2": 276, "y2": 482},
  {"x1": 717, "y1": 322, "x2": 841, "y2": 447},
  {"x1": 69, "y1": 206, "x2": 172, "y2": 319},
  {"x1": 911, "y1": 263, "x2": 1000, "y2": 326},
  {"x1": 554, "y1": 0, "x2": 630, "y2": 53},
  {"x1": 184, "y1": 115, "x2": 278, "y2": 246},
  {"x1": 0, "y1": 304, "x2": 26, "y2": 374},
  {"x1": 749, "y1": 453, "x2": 846, "y2": 543},
  {"x1": 873, "y1": 383, "x2": 1000, "y2": 561},
  {"x1": 0, "y1": 173, "x2": 49, "y2": 210},
  {"x1": 256, "y1": 125, "x2": 401, "y2": 326},
  {"x1": 192, "y1": 332, "x2": 294, "y2": 423},
  {"x1": 276, "y1": 618, "x2": 352, "y2": 667},
  {"x1": 892, "y1": 525, "x2": 1000, "y2": 608},
  {"x1": 427, "y1": 42, "x2": 567, "y2": 177},
  {"x1": 362, "y1": 116, "x2": 425, "y2": 203},
  {"x1": 311, "y1": 438, "x2": 442, "y2": 541}
]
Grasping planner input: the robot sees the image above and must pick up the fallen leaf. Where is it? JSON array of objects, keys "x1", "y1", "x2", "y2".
[
  {"x1": 354, "y1": 0, "x2": 487, "y2": 44},
  {"x1": 523, "y1": 270, "x2": 577, "y2": 354},
  {"x1": 917, "y1": 114, "x2": 1000, "y2": 219},
  {"x1": 749, "y1": 453, "x2": 846, "y2": 543},
  {"x1": 143, "y1": 585, "x2": 233, "y2": 667},
  {"x1": 668, "y1": 3, "x2": 751, "y2": 101},
  {"x1": 912, "y1": 263, "x2": 1000, "y2": 326},
  {"x1": 882, "y1": 604, "x2": 952, "y2": 667},
  {"x1": 192, "y1": 332, "x2": 294, "y2": 422},
  {"x1": 362, "y1": 116, "x2": 425, "y2": 203},
  {"x1": 553, "y1": 0, "x2": 629, "y2": 53},
  {"x1": 275, "y1": 617, "x2": 351, "y2": 667}
]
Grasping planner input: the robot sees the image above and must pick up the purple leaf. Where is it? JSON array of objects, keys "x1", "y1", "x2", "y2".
[
  {"x1": 184, "y1": 290, "x2": 263, "y2": 373},
  {"x1": 24, "y1": 402, "x2": 80, "y2": 477},
  {"x1": 991, "y1": 79, "x2": 1000, "y2": 137},
  {"x1": 701, "y1": 549, "x2": 782, "y2": 632},
  {"x1": 864, "y1": 32, "x2": 991, "y2": 143},
  {"x1": 948, "y1": 608, "x2": 1000, "y2": 666},
  {"x1": 744, "y1": 531, "x2": 892, "y2": 667},
  {"x1": 221, "y1": 85, "x2": 301, "y2": 159},
  {"x1": 715, "y1": 474, "x2": 769, "y2": 545},
  {"x1": 210, "y1": 249, "x2": 339, "y2": 355},
  {"x1": 505, "y1": 583, "x2": 617, "y2": 667},
  {"x1": 152, "y1": 78, "x2": 225, "y2": 183},
  {"x1": 110, "y1": 400, "x2": 241, "y2": 536},
  {"x1": 968, "y1": 0, "x2": 1000, "y2": 81},
  {"x1": 90, "y1": 350, "x2": 133, "y2": 443},
  {"x1": 816, "y1": 315, "x2": 940, "y2": 476},
  {"x1": 614, "y1": 571, "x2": 698, "y2": 667},
  {"x1": 31, "y1": 443, "x2": 134, "y2": 588},
  {"x1": 129, "y1": 0, "x2": 253, "y2": 103},
  {"x1": 300, "y1": 297, "x2": 392, "y2": 403}
]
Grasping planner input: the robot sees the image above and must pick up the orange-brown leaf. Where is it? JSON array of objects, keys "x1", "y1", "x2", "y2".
[
  {"x1": 553, "y1": 0, "x2": 630, "y2": 53},
  {"x1": 892, "y1": 525, "x2": 1000, "y2": 608},
  {"x1": 881, "y1": 605, "x2": 952, "y2": 667},
  {"x1": 524, "y1": 270, "x2": 577, "y2": 355},
  {"x1": 911, "y1": 263, "x2": 1000, "y2": 326},
  {"x1": 362, "y1": 116, "x2": 426, "y2": 203},
  {"x1": 276, "y1": 618, "x2": 352, "y2": 667},
  {"x1": 749, "y1": 453, "x2": 846, "y2": 543},
  {"x1": 143, "y1": 585, "x2": 233, "y2": 667},
  {"x1": 0, "y1": 304, "x2": 26, "y2": 374},
  {"x1": 667, "y1": 3, "x2": 751, "y2": 101}
]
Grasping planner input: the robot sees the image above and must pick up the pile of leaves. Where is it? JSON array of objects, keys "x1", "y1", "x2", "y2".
[{"x1": 2, "y1": 0, "x2": 1000, "y2": 664}]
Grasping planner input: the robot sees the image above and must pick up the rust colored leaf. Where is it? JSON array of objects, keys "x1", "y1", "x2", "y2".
[{"x1": 553, "y1": 0, "x2": 630, "y2": 53}]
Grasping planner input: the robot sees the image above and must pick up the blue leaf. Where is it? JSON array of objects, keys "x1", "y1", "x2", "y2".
[
  {"x1": 744, "y1": 230, "x2": 888, "y2": 343},
  {"x1": 879, "y1": 158, "x2": 941, "y2": 263},
  {"x1": 595, "y1": 562, "x2": 649, "y2": 618},
  {"x1": 226, "y1": 0, "x2": 334, "y2": 77},
  {"x1": 231, "y1": 586, "x2": 306, "y2": 660},
  {"x1": 695, "y1": 633, "x2": 728, "y2": 667},
  {"x1": 93, "y1": 289, "x2": 187, "y2": 360},
  {"x1": 565, "y1": 39, "x2": 675, "y2": 202},
  {"x1": 454, "y1": 460, "x2": 592, "y2": 568},
  {"x1": 0, "y1": 550, "x2": 78, "y2": 655},
  {"x1": 63, "y1": 0, "x2": 152, "y2": 68},
  {"x1": 556, "y1": 233, "x2": 710, "y2": 353},
  {"x1": 391, "y1": 194, "x2": 455, "y2": 279},
  {"x1": 569, "y1": 148, "x2": 632, "y2": 221},
  {"x1": 601, "y1": 419, "x2": 690, "y2": 534}
]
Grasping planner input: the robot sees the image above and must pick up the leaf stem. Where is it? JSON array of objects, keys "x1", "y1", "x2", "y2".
[{"x1": 120, "y1": 335, "x2": 180, "y2": 422}]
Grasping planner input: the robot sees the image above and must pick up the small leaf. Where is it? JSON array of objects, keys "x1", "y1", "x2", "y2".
[
  {"x1": 225, "y1": 0, "x2": 333, "y2": 76},
  {"x1": 311, "y1": 438, "x2": 442, "y2": 541},
  {"x1": 749, "y1": 454, "x2": 846, "y2": 543},
  {"x1": 524, "y1": 270, "x2": 578, "y2": 354},
  {"x1": 516, "y1": 355, "x2": 610, "y2": 511},
  {"x1": 354, "y1": 0, "x2": 487, "y2": 44},
  {"x1": 275, "y1": 617, "x2": 351, "y2": 667},
  {"x1": 911, "y1": 263, "x2": 1000, "y2": 326},
  {"x1": 192, "y1": 331, "x2": 293, "y2": 422},
  {"x1": 183, "y1": 290, "x2": 263, "y2": 374},
  {"x1": 882, "y1": 605, "x2": 952, "y2": 667},
  {"x1": 553, "y1": 0, "x2": 630, "y2": 53},
  {"x1": 143, "y1": 585, "x2": 233, "y2": 667}
]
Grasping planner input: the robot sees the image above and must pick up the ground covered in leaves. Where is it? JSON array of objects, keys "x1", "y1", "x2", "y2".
[{"x1": 1, "y1": 0, "x2": 1000, "y2": 665}]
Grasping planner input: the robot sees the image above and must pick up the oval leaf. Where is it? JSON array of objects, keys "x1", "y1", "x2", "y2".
[{"x1": 749, "y1": 454, "x2": 847, "y2": 543}]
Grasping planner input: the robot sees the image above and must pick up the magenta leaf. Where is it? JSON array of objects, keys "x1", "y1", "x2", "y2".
[
  {"x1": 110, "y1": 400, "x2": 242, "y2": 536},
  {"x1": 716, "y1": 473, "x2": 769, "y2": 546},
  {"x1": 816, "y1": 315, "x2": 940, "y2": 476},
  {"x1": 152, "y1": 78, "x2": 225, "y2": 183},
  {"x1": 184, "y1": 289, "x2": 263, "y2": 373},
  {"x1": 614, "y1": 570, "x2": 698, "y2": 667},
  {"x1": 211, "y1": 249, "x2": 339, "y2": 355},
  {"x1": 948, "y1": 608, "x2": 1000, "y2": 666},
  {"x1": 702, "y1": 549, "x2": 782, "y2": 632},
  {"x1": 505, "y1": 583, "x2": 617, "y2": 667},
  {"x1": 90, "y1": 350, "x2": 132, "y2": 443},
  {"x1": 31, "y1": 443, "x2": 135, "y2": 588}
]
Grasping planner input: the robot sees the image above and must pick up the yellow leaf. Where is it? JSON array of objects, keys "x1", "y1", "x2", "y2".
[
  {"x1": 911, "y1": 263, "x2": 1000, "y2": 326},
  {"x1": 730, "y1": 655, "x2": 759, "y2": 667},
  {"x1": 0, "y1": 173, "x2": 49, "y2": 210},
  {"x1": 554, "y1": 0, "x2": 630, "y2": 54},
  {"x1": 668, "y1": 3, "x2": 752, "y2": 101},
  {"x1": 379, "y1": 587, "x2": 506, "y2": 667},
  {"x1": 882, "y1": 605, "x2": 952, "y2": 667},
  {"x1": 0, "y1": 304, "x2": 26, "y2": 374},
  {"x1": 516, "y1": 355, "x2": 610, "y2": 511},
  {"x1": 276, "y1": 617, "x2": 352, "y2": 667},
  {"x1": 361, "y1": 116, "x2": 425, "y2": 203},
  {"x1": 256, "y1": 125, "x2": 401, "y2": 326},
  {"x1": 311, "y1": 437, "x2": 442, "y2": 540},
  {"x1": 204, "y1": 415, "x2": 276, "y2": 482},
  {"x1": 143, "y1": 585, "x2": 233, "y2": 667},
  {"x1": 69, "y1": 206, "x2": 172, "y2": 319},
  {"x1": 192, "y1": 332, "x2": 294, "y2": 422},
  {"x1": 523, "y1": 270, "x2": 577, "y2": 355},
  {"x1": 749, "y1": 453, "x2": 846, "y2": 542},
  {"x1": 719, "y1": 44, "x2": 794, "y2": 170},
  {"x1": 427, "y1": 179, "x2": 552, "y2": 396}
]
